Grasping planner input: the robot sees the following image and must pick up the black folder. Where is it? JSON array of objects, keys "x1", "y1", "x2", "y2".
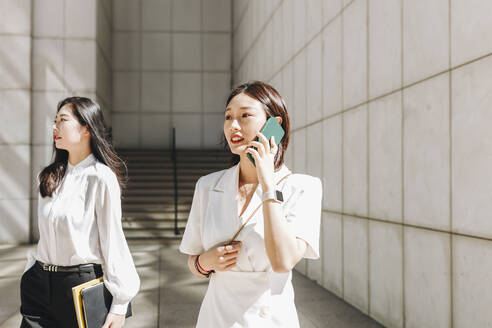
[{"x1": 81, "y1": 281, "x2": 132, "y2": 328}]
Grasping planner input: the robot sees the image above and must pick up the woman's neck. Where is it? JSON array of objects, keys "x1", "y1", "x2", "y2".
[
  {"x1": 68, "y1": 145, "x2": 92, "y2": 166},
  {"x1": 238, "y1": 154, "x2": 258, "y2": 185}
]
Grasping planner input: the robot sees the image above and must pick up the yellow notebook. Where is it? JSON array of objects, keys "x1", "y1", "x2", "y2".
[{"x1": 72, "y1": 278, "x2": 103, "y2": 328}]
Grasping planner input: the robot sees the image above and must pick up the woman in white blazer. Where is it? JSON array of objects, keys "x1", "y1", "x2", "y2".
[{"x1": 179, "y1": 81, "x2": 322, "y2": 327}]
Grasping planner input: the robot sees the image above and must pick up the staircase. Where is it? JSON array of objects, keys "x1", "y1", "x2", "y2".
[{"x1": 118, "y1": 149, "x2": 230, "y2": 244}]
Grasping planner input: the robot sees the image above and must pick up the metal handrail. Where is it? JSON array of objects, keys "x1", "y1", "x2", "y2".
[{"x1": 172, "y1": 127, "x2": 179, "y2": 235}]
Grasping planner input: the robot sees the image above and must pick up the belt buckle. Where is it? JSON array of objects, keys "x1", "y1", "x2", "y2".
[{"x1": 42, "y1": 263, "x2": 57, "y2": 272}]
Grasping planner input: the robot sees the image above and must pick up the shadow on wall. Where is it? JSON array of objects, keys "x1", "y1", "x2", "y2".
[
  {"x1": 0, "y1": 24, "x2": 33, "y2": 243},
  {"x1": 0, "y1": 38, "x2": 29, "y2": 89},
  {"x1": 0, "y1": 147, "x2": 30, "y2": 244},
  {"x1": 0, "y1": 53, "x2": 66, "y2": 244}
]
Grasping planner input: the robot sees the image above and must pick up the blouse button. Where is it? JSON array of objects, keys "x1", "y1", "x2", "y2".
[{"x1": 259, "y1": 305, "x2": 270, "y2": 318}]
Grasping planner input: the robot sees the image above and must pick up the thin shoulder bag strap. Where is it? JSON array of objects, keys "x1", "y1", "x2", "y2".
[{"x1": 229, "y1": 173, "x2": 292, "y2": 243}]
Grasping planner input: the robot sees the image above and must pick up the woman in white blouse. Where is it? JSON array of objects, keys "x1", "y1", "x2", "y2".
[
  {"x1": 20, "y1": 97, "x2": 140, "y2": 328},
  {"x1": 180, "y1": 81, "x2": 322, "y2": 327}
]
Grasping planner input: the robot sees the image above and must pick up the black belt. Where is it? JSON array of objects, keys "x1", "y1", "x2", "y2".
[{"x1": 36, "y1": 261, "x2": 102, "y2": 273}]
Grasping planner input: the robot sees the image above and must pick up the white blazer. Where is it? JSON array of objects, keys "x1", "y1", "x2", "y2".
[{"x1": 180, "y1": 163, "x2": 322, "y2": 328}]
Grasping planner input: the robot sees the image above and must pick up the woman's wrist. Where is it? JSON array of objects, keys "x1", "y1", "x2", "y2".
[
  {"x1": 197, "y1": 255, "x2": 211, "y2": 273},
  {"x1": 198, "y1": 253, "x2": 213, "y2": 271},
  {"x1": 195, "y1": 255, "x2": 214, "y2": 278}
]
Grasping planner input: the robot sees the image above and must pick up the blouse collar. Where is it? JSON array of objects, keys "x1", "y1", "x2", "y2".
[{"x1": 67, "y1": 153, "x2": 97, "y2": 173}]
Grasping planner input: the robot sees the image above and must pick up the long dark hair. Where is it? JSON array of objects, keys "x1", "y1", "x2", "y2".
[
  {"x1": 39, "y1": 97, "x2": 127, "y2": 197},
  {"x1": 223, "y1": 81, "x2": 291, "y2": 169}
]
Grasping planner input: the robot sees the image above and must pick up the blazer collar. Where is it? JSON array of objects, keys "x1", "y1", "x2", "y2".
[
  {"x1": 212, "y1": 164, "x2": 239, "y2": 193},
  {"x1": 212, "y1": 163, "x2": 292, "y2": 193}
]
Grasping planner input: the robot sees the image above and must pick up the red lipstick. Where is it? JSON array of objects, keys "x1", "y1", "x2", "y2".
[{"x1": 230, "y1": 133, "x2": 244, "y2": 144}]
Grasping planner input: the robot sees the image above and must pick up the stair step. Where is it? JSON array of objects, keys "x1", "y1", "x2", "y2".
[
  {"x1": 125, "y1": 156, "x2": 230, "y2": 163},
  {"x1": 123, "y1": 195, "x2": 192, "y2": 202},
  {"x1": 124, "y1": 193, "x2": 193, "y2": 199},
  {"x1": 126, "y1": 181, "x2": 196, "y2": 188},
  {"x1": 126, "y1": 163, "x2": 228, "y2": 169},
  {"x1": 127, "y1": 238, "x2": 182, "y2": 246},
  {"x1": 123, "y1": 212, "x2": 188, "y2": 220},
  {"x1": 178, "y1": 155, "x2": 230, "y2": 160},
  {"x1": 122, "y1": 219, "x2": 187, "y2": 229},
  {"x1": 125, "y1": 189, "x2": 194, "y2": 196},
  {"x1": 123, "y1": 158, "x2": 229, "y2": 166},
  {"x1": 123, "y1": 228, "x2": 184, "y2": 239},
  {"x1": 119, "y1": 149, "x2": 229, "y2": 157},
  {"x1": 126, "y1": 237, "x2": 182, "y2": 243},
  {"x1": 118, "y1": 150, "x2": 171, "y2": 155},
  {"x1": 126, "y1": 158, "x2": 229, "y2": 169},
  {"x1": 122, "y1": 203, "x2": 191, "y2": 211},
  {"x1": 127, "y1": 176, "x2": 198, "y2": 182},
  {"x1": 127, "y1": 176, "x2": 206, "y2": 182},
  {"x1": 126, "y1": 174, "x2": 202, "y2": 181},
  {"x1": 127, "y1": 163, "x2": 174, "y2": 168},
  {"x1": 128, "y1": 168, "x2": 220, "y2": 175}
]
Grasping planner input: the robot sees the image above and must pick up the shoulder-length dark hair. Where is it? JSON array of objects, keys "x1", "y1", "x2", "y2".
[
  {"x1": 39, "y1": 97, "x2": 127, "y2": 197},
  {"x1": 223, "y1": 81, "x2": 291, "y2": 170}
]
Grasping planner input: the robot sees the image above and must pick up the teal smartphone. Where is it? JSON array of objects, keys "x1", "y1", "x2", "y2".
[{"x1": 247, "y1": 117, "x2": 285, "y2": 166}]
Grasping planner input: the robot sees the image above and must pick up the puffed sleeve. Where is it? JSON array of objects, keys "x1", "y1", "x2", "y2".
[
  {"x1": 179, "y1": 177, "x2": 204, "y2": 255},
  {"x1": 96, "y1": 173, "x2": 140, "y2": 315},
  {"x1": 284, "y1": 175, "x2": 322, "y2": 259}
]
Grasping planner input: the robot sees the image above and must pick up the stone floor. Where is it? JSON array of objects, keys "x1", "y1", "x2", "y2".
[{"x1": 0, "y1": 244, "x2": 382, "y2": 328}]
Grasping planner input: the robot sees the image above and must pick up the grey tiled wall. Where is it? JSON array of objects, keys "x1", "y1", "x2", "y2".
[
  {"x1": 111, "y1": 0, "x2": 232, "y2": 149},
  {"x1": 0, "y1": 0, "x2": 31, "y2": 244},
  {"x1": 0, "y1": 0, "x2": 113, "y2": 243}
]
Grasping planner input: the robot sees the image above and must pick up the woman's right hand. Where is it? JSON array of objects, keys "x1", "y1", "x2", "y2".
[{"x1": 199, "y1": 241, "x2": 242, "y2": 272}]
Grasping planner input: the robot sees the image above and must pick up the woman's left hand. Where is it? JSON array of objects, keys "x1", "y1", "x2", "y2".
[
  {"x1": 246, "y1": 132, "x2": 277, "y2": 191},
  {"x1": 102, "y1": 313, "x2": 125, "y2": 328}
]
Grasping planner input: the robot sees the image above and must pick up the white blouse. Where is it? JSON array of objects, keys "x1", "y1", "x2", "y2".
[
  {"x1": 180, "y1": 163, "x2": 322, "y2": 327},
  {"x1": 25, "y1": 153, "x2": 140, "y2": 315}
]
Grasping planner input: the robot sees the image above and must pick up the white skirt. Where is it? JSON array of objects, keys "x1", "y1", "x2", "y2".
[{"x1": 196, "y1": 271, "x2": 300, "y2": 328}]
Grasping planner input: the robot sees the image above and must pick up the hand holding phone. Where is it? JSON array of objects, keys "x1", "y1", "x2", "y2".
[{"x1": 247, "y1": 117, "x2": 285, "y2": 166}]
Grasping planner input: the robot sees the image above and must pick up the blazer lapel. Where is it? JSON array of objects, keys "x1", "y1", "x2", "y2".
[
  {"x1": 206, "y1": 165, "x2": 241, "y2": 240},
  {"x1": 212, "y1": 164, "x2": 239, "y2": 194},
  {"x1": 207, "y1": 163, "x2": 297, "y2": 235}
]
